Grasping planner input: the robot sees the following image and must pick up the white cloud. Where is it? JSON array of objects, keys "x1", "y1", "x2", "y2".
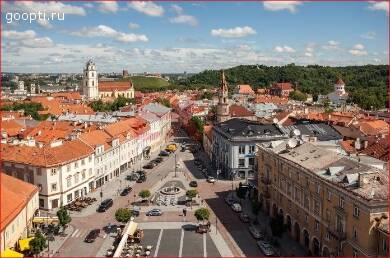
[
  {"x1": 128, "y1": 22, "x2": 140, "y2": 29},
  {"x1": 2, "y1": 1, "x2": 86, "y2": 16},
  {"x1": 274, "y1": 45, "x2": 295, "y2": 53},
  {"x1": 37, "y1": 19, "x2": 53, "y2": 29},
  {"x1": 3, "y1": 29, "x2": 54, "y2": 48},
  {"x1": 71, "y1": 25, "x2": 148, "y2": 43},
  {"x1": 304, "y1": 52, "x2": 313, "y2": 57},
  {"x1": 368, "y1": 1, "x2": 389, "y2": 14},
  {"x1": 172, "y1": 4, "x2": 183, "y2": 14},
  {"x1": 129, "y1": 2, "x2": 164, "y2": 17},
  {"x1": 84, "y1": 3, "x2": 94, "y2": 8},
  {"x1": 23, "y1": 37, "x2": 54, "y2": 48},
  {"x1": 263, "y1": 1, "x2": 302, "y2": 13},
  {"x1": 211, "y1": 26, "x2": 256, "y2": 38},
  {"x1": 322, "y1": 40, "x2": 340, "y2": 50},
  {"x1": 98, "y1": 2, "x2": 119, "y2": 13},
  {"x1": 3, "y1": 30, "x2": 36, "y2": 40},
  {"x1": 170, "y1": 15, "x2": 198, "y2": 26},
  {"x1": 349, "y1": 44, "x2": 367, "y2": 56},
  {"x1": 361, "y1": 31, "x2": 376, "y2": 39}
]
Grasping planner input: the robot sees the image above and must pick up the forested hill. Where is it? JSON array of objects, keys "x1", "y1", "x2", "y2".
[{"x1": 179, "y1": 64, "x2": 388, "y2": 109}]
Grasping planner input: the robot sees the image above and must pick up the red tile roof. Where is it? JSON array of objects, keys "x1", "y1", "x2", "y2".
[
  {"x1": 273, "y1": 82, "x2": 293, "y2": 90},
  {"x1": 1, "y1": 139, "x2": 94, "y2": 167},
  {"x1": 336, "y1": 78, "x2": 345, "y2": 85},
  {"x1": 340, "y1": 140, "x2": 357, "y2": 154},
  {"x1": 237, "y1": 85, "x2": 255, "y2": 95},
  {"x1": 358, "y1": 120, "x2": 388, "y2": 136},
  {"x1": 1, "y1": 120, "x2": 25, "y2": 137},
  {"x1": 229, "y1": 104, "x2": 254, "y2": 117},
  {"x1": 1, "y1": 173, "x2": 39, "y2": 232},
  {"x1": 360, "y1": 137, "x2": 389, "y2": 161},
  {"x1": 51, "y1": 92, "x2": 82, "y2": 100},
  {"x1": 98, "y1": 81, "x2": 133, "y2": 92}
]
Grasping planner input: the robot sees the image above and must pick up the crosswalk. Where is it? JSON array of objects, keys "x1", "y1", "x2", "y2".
[{"x1": 70, "y1": 228, "x2": 107, "y2": 239}]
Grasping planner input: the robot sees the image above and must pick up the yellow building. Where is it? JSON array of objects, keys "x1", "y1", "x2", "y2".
[
  {"x1": 1, "y1": 173, "x2": 39, "y2": 252},
  {"x1": 256, "y1": 141, "x2": 388, "y2": 257}
]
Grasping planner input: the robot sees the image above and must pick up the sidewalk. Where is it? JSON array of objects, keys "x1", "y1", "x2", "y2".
[
  {"x1": 240, "y1": 194, "x2": 306, "y2": 256},
  {"x1": 41, "y1": 225, "x2": 74, "y2": 257}
]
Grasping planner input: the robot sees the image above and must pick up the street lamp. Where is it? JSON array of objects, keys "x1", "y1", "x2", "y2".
[
  {"x1": 100, "y1": 187, "x2": 103, "y2": 204},
  {"x1": 174, "y1": 153, "x2": 177, "y2": 177}
]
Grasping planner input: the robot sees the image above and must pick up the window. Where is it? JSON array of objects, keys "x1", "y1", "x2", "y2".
[
  {"x1": 74, "y1": 190, "x2": 79, "y2": 198},
  {"x1": 89, "y1": 168, "x2": 92, "y2": 176},
  {"x1": 82, "y1": 171, "x2": 86, "y2": 180},
  {"x1": 74, "y1": 161, "x2": 78, "y2": 168},
  {"x1": 67, "y1": 193, "x2": 73, "y2": 203},
  {"x1": 295, "y1": 187, "x2": 300, "y2": 202},
  {"x1": 39, "y1": 199, "x2": 44, "y2": 208},
  {"x1": 249, "y1": 157, "x2": 254, "y2": 166},
  {"x1": 353, "y1": 227, "x2": 358, "y2": 240},
  {"x1": 287, "y1": 182, "x2": 292, "y2": 196},
  {"x1": 316, "y1": 183, "x2": 321, "y2": 194},
  {"x1": 315, "y1": 220, "x2": 319, "y2": 231},
  {"x1": 81, "y1": 159, "x2": 85, "y2": 165},
  {"x1": 37, "y1": 168, "x2": 42, "y2": 176},
  {"x1": 51, "y1": 183, "x2": 57, "y2": 192},
  {"x1": 305, "y1": 214, "x2": 308, "y2": 223},
  {"x1": 327, "y1": 190, "x2": 332, "y2": 201},
  {"x1": 239, "y1": 146, "x2": 245, "y2": 154},
  {"x1": 66, "y1": 177, "x2": 71, "y2": 188},
  {"x1": 67, "y1": 164, "x2": 71, "y2": 172},
  {"x1": 383, "y1": 238, "x2": 388, "y2": 253},
  {"x1": 340, "y1": 196, "x2": 345, "y2": 209},
  {"x1": 50, "y1": 168, "x2": 57, "y2": 176},
  {"x1": 352, "y1": 248, "x2": 358, "y2": 258},
  {"x1": 326, "y1": 209, "x2": 330, "y2": 221},
  {"x1": 353, "y1": 204, "x2": 360, "y2": 218},
  {"x1": 74, "y1": 174, "x2": 79, "y2": 184},
  {"x1": 89, "y1": 156, "x2": 92, "y2": 162},
  {"x1": 38, "y1": 184, "x2": 42, "y2": 192},
  {"x1": 238, "y1": 158, "x2": 245, "y2": 167},
  {"x1": 304, "y1": 193, "x2": 309, "y2": 209},
  {"x1": 249, "y1": 145, "x2": 255, "y2": 153},
  {"x1": 313, "y1": 199, "x2": 320, "y2": 215}
]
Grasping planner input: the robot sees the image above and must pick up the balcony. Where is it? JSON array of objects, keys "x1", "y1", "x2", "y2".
[
  {"x1": 261, "y1": 177, "x2": 271, "y2": 185},
  {"x1": 328, "y1": 228, "x2": 347, "y2": 241}
]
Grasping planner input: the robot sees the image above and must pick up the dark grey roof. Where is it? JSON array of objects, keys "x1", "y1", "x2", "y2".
[
  {"x1": 281, "y1": 123, "x2": 343, "y2": 141},
  {"x1": 332, "y1": 125, "x2": 363, "y2": 139},
  {"x1": 214, "y1": 118, "x2": 286, "y2": 140}
]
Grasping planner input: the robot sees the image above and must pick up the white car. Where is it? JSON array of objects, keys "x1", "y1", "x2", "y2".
[
  {"x1": 207, "y1": 176, "x2": 216, "y2": 183},
  {"x1": 231, "y1": 203, "x2": 242, "y2": 212}
]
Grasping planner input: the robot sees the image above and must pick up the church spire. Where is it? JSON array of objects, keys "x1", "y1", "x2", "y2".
[{"x1": 220, "y1": 70, "x2": 228, "y2": 95}]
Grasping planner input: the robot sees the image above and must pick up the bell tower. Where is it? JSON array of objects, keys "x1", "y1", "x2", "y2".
[
  {"x1": 82, "y1": 59, "x2": 99, "y2": 100},
  {"x1": 216, "y1": 70, "x2": 230, "y2": 123}
]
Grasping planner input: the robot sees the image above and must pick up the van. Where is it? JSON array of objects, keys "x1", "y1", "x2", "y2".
[{"x1": 97, "y1": 198, "x2": 113, "y2": 212}]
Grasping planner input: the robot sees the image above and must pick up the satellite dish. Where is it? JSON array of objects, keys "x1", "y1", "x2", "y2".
[
  {"x1": 272, "y1": 118, "x2": 279, "y2": 124},
  {"x1": 287, "y1": 138, "x2": 298, "y2": 149},
  {"x1": 293, "y1": 129, "x2": 301, "y2": 136}
]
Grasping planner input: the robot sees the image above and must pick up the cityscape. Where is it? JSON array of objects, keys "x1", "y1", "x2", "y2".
[{"x1": 1, "y1": 1, "x2": 389, "y2": 258}]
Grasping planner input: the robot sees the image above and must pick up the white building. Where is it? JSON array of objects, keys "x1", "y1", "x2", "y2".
[
  {"x1": 82, "y1": 60, "x2": 99, "y2": 100},
  {"x1": 318, "y1": 78, "x2": 349, "y2": 106},
  {"x1": 1, "y1": 140, "x2": 95, "y2": 210}
]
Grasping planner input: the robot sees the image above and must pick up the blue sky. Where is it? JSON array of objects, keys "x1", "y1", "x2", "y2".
[{"x1": 1, "y1": 1, "x2": 388, "y2": 73}]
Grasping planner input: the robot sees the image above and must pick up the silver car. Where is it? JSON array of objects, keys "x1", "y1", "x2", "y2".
[
  {"x1": 256, "y1": 240, "x2": 276, "y2": 256},
  {"x1": 248, "y1": 225, "x2": 264, "y2": 239}
]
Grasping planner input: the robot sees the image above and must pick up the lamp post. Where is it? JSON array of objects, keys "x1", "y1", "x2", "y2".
[
  {"x1": 174, "y1": 153, "x2": 177, "y2": 177},
  {"x1": 100, "y1": 187, "x2": 103, "y2": 204}
]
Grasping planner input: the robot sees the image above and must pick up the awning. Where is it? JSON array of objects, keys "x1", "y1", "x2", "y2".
[
  {"x1": 126, "y1": 221, "x2": 138, "y2": 236},
  {"x1": 18, "y1": 237, "x2": 34, "y2": 251},
  {"x1": 32, "y1": 217, "x2": 59, "y2": 224},
  {"x1": 1, "y1": 249, "x2": 23, "y2": 258}
]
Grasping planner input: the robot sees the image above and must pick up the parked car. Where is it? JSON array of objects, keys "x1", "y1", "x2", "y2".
[
  {"x1": 143, "y1": 163, "x2": 155, "y2": 169},
  {"x1": 166, "y1": 144, "x2": 177, "y2": 152},
  {"x1": 225, "y1": 197, "x2": 235, "y2": 206},
  {"x1": 131, "y1": 206, "x2": 140, "y2": 217},
  {"x1": 97, "y1": 199, "x2": 113, "y2": 212},
  {"x1": 136, "y1": 175, "x2": 146, "y2": 183},
  {"x1": 120, "y1": 187, "x2": 132, "y2": 196},
  {"x1": 189, "y1": 181, "x2": 198, "y2": 187},
  {"x1": 146, "y1": 208, "x2": 163, "y2": 216},
  {"x1": 231, "y1": 203, "x2": 242, "y2": 212},
  {"x1": 256, "y1": 240, "x2": 276, "y2": 256},
  {"x1": 84, "y1": 229, "x2": 100, "y2": 243},
  {"x1": 239, "y1": 213, "x2": 250, "y2": 223},
  {"x1": 136, "y1": 170, "x2": 145, "y2": 176},
  {"x1": 249, "y1": 225, "x2": 264, "y2": 239},
  {"x1": 153, "y1": 157, "x2": 163, "y2": 163},
  {"x1": 159, "y1": 150, "x2": 170, "y2": 156},
  {"x1": 207, "y1": 176, "x2": 216, "y2": 183}
]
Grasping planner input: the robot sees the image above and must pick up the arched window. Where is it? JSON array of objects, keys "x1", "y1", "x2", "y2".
[{"x1": 92, "y1": 81, "x2": 94, "y2": 86}]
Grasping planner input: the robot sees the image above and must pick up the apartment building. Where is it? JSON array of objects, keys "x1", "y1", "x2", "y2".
[
  {"x1": 256, "y1": 140, "x2": 388, "y2": 257},
  {"x1": 1, "y1": 173, "x2": 39, "y2": 252},
  {"x1": 1, "y1": 140, "x2": 94, "y2": 210},
  {"x1": 142, "y1": 103, "x2": 172, "y2": 145}
]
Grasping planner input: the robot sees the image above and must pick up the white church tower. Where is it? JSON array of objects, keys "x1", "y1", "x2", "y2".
[{"x1": 82, "y1": 59, "x2": 99, "y2": 100}]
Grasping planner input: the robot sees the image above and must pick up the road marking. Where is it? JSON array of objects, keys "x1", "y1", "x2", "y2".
[
  {"x1": 203, "y1": 233, "x2": 207, "y2": 257},
  {"x1": 71, "y1": 229, "x2": 79, "y2": 237},
  {"x1": 153, "y1": 229, "x2": 163, "y2": 257},
  {"x1": 178, "y1": 229, "x2": 184, "y2": 257}
]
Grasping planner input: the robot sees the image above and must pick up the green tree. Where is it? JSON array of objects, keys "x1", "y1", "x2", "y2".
[
  {"x1": 289, "y1": 90, "x2": 307, "y2": 102},
  {"x1": 194, "y1": 208, "x2": 210, "y2": 224},
  {"x1": 56, "y1": 206, "x2": 71, "y2": 230},
  {"x1": 201, "y1": 91, "x2": 214, "y2": 100},
  {"x1": 138, "y1": 190, "x2": 151, "y2": 200},
  {"x1": 191, "y1": 116, "x2": 204, "y2": 134},
  {"x1": 186, "y1": 189, "x2": 198, "y2": 207},
  {"x1": 29, "y1": 230, "x2": 47, "y2": 256},
  {"x1": 115, "y1": 208, "x2": 133, "y2": 223},
  {"x1": 156, "y1": 97, "x2": 171, "y2": 108}
]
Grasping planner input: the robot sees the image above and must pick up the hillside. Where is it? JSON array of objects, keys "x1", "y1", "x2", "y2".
[
  {"x1": 179, "y1": 64, "x2": 388, "y2": 109},
  {"x1": 125, "y1": 76, "x2": 170, "y2": 91}
]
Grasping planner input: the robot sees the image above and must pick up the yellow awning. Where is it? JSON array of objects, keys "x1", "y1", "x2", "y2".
[
  {"x1": 18, "y1": 237, "x2": 34, "y2": 251},
  {"x1": 1, "y1": 249, "x2": 23, "y2": 258},
  {"x1": 32, "y1": 217, "x2": 59, "y2": 224},
  {"x1": 126, "y1": 221, "x2": 138, "y2": 236}
]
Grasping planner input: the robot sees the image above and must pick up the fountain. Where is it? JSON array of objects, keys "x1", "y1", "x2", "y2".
[{"x1": 160, "y1": 182, "x2": 182, "y2": 195}]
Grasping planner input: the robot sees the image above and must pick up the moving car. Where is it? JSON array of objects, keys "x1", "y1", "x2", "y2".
[
  {"x1": 239, "y1": 213, "x2": 250, "y2": 223},
  {"x1": 207, "y1": 176, "x2": 216, "y2": 183},
  {"x1": 146, "y1": 208, "x2": 163, "y2": 216},
  {"x1": 165, "y1": 144, "x2": 177, "y2": 152},
  {"x1": 231, "y1": 203, "x2": 242, "y2": 212},
  {"x1": 256, "y1": 240, "x2": 276, "y2": 256},
  {"x1": 120, "y1": 187, "x2": 132, "y2": 196},
  {"x1": 84, "y1": 229, "x2": 100, "y2": 243},
  {"x1": 249, "y1": 225, "x2": 264, "y2": 239},
  {"x1": 189, "y1": 181, "x2": 198, "y2": 187},
  {"x1": 159, "y1": 150, "x2": 170, "y2": 156},
  {"x1": 97, "y1": 199, "x2": 113, "y2": 212}
]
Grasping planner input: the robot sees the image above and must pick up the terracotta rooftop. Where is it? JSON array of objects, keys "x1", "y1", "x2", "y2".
[
  {"x1": 51, "y1": 92, "x2": 82, "y2": 100},
  {"x1": 360, "y1": 137, "x2": 389, "y2": 161},
  {"x1": 358, "y1": 120, "x2": 388, "y2": 136},
  {"x1": 336, "y1": 78, "x2": 345, "y2": 85},
  {"x1": 254, "y1": 95, "x2": 288, "y2": 104},
  {"x1": 1, "y1": 173, "x2": 39, "y2": 232},
  {"x1": 1, "y1": 120, "x2": 25, "y2": 137},
  {"x1": 98, "y1": 81, "x2": 133, "y2": 92},
  {"x1": 229, "y1": 104, "x2": 254, "y2": 117},
  {"x1": 1, "y1": 139, "x2": 93, "y2": 167},
  {"x1": 272, "y1": 82, "x2": 293, "y2": 90},
  {"x1": 237, "y1": 84, "x2": 255, "y2": 95},
  {"x1": 340, "y1": 140, "x2": 357, "y2": 154},
  {"x1": 79, "y1": 130, "x2": 113, "y2": 150}
]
